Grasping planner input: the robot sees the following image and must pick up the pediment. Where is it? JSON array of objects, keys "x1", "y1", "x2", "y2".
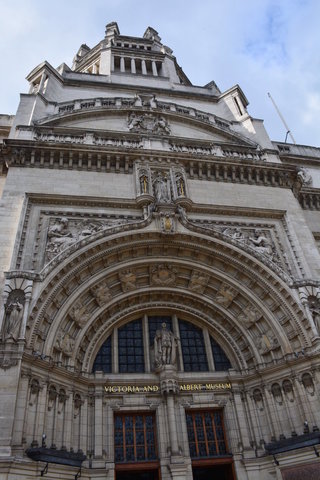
[{"x1": 34, "y1": 101, "x2": 257, "y2": 148}]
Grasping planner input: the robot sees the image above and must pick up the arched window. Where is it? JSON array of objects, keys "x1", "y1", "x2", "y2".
[
  {"x1": 93, "y1": 336, "x2": 111, "y2": 373},
  {"x1": 92, "y1": 316, "x2": 233, "y2": 374},
  {"x1": 118, "y1": 319, "x2": 145, "y2": 373},
  {"x1": 179, "y1": 319, "x2": 208, "y2": 372}
]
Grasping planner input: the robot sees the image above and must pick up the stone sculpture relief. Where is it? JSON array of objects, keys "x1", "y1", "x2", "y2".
[
  {"x1": 189, "y1": 272, "x2": 209, "y2": 294},
  {"x1": 159, "y1": 212, "x2": 175, "y2": 234},
  {"x1": 238, "y1": 305, "x2": 260, "y2": 328},
  {"x1": 1, "y1": 290, "x2": 25, "y2": 342},
  {"x1": 128, "y1": 113, "x2": 170, "y2": 135},
  {"x1": 56, "y1": 331, "x2": 75, "y2": 357},
  {"x1": 119, "y1": 270, "x2": 137, "y2": 292},
  {"x1": 91, "y1": 282, "x2": 112, "y2": 307},
  {"x1": 70, "y1": 302, "x2": 90, "y2": 328},
  {"x1": 45, "y1": 216, "x2": 135, "y2": 262},
  {"x1": 215, "y1": 283, "x2": 237, "y2": 308},
  {"x1": 151, "y1": 264, "x2": 176, "y2": 286},
  {"x1": 297, "y1": 167, "x2": 312, "y2": 187},
  {"x1": 248, "y1": 229, "x2": 273, "y2": 256},
  {"x1": 175, "y1": 173, "x2": 186, "y2": 197},
  {"x1": 154, "y1": 323, "x2": 179, "y2": 369},
  {"x1": 257, "y1": 330, "x2": 279, "y2": 355}
]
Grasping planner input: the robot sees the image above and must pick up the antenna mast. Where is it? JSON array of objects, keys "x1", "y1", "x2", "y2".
[{"x1": 267, "y1": 92, "x2": 296, "y2": 144}]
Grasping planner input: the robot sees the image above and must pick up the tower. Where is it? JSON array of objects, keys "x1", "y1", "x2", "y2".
[{"x1": 0, "y1": 22, "x2": 320, "y2": 480}]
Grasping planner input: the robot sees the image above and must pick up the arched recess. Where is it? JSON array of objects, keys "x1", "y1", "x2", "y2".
[{"x1": 26, "y1": 227, "x2": 311, "y2": 374}]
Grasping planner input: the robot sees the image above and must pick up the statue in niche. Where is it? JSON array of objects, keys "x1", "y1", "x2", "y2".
[
  {"x1": 1, "y1": 290, "x2": 25, "y2": 342},
  {"x1": 153, "y1": 172, "x2": 170, "y2": 203},
  {"x1": 139, "y1": 173, "x2": 149, "y2": 194},
  {"x1": 308, "y1": 296, "x2": 320, "y2": 335},
  {"x1": 248, "y1": 229, "x2": 273, "y2": 256},
  {"x1": 175, "y1": 174, "x2": 185, "y2": 197},
  {"x1": 154, "y1": 323, "x2": 179, "y2": 368}
]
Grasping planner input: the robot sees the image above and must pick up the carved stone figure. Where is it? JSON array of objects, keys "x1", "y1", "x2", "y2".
[
  {"x1": 248, "y1": 229, "x2": 273, "y2": 256},
  {"x1": 215, "y1": 283, "x2": 237, "y2": 307},
  {"x1": 70, "y1": 302, "x2": 90, "y2": 328},
  {"x1": 238, "y1": 305, "x2": 260, "y2": 328},
  {"x1": 153, "y1": 172, "x2": 170, "y2": 203},
  {"x1": 175, "y1": 174, "x2": 185, "y2": 197},
  {"x1": 151, "y1": 264, "x2": 176, "y2": 286},
  {"x1": 91, "y1": 282, "x2": 112, "y2": 307},
  {"x1": 127, "y1": 113, "x2": 170, "y2": 135},
  {"x1": 139, "y1": 174, "x2": 149, "y2": 194},
  {"x1": 128, "y1": 113, "x2": 143, "y2": 131},
  {"x1": 46, "y1": 217, "x2": 75, "y2": 260},
  {"x1": 297, "y1": 167, "x2": 312, "y2": 187},
  {"x1": 1, "y1": 290, "x2": 25, "y2": 342},
  {"x1": 56, "y1": 331, "x2": 75, "y2": 357},
  {"x1": 119, "y1": 270, "x2": 137, "y2": 292},
  {"x1": 189, "y1": 272, "x2": 208, "y2": 293},
  {"x1": 257, "y1": 330, "x2": 278, "y2": 355},
  {"x1": 154, "y1": 323, "x2": 178, "y2": 368}
]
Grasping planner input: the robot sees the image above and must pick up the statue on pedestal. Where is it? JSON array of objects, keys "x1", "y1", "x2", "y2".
[{"x1": 154, "y1": 323, "x2": 178, "y2": 368}]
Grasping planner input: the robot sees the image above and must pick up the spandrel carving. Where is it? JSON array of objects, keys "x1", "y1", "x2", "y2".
[
  {"x1": 248, "y1": 229, "x2": 273, "y2": 256},
  {"x1": 128, "y1": 113, "x2": 170, "y2": 135}
]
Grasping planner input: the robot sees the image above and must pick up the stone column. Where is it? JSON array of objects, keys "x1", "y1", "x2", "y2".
[
  {"x1": 131, "y1": 58, "x2": 136, "y2": 74},
  {"x1": 141, "y1": 59, "x2": 147, "y2": 75},
  {"x1": 33, "y1": 380, "x2": 48, "y2": 446},
  {"x1": 94, "y1": 386, "x2": 103, "y2": 458},
  {"x1": 11, "y1": 373, "x2": 29, "y2": 452},
  {"x1": 80, "y1": 396, "x2": 88, "y2": 454},
  {"x1": 111, "y1": 55, "x2": 115, "y2": 72},
  {"x1": 160, "y1": 366, "x2": 188, "y2": 480},
  {"x1": 232, "y1": 389, "x2": 253, "y2": 456},
  {"x1": 63, "y1": 391, "x2": 73, "y2": 450},
  {"x1": 120, "y1": 57, "x2": 125, "y2": 73},
  {"x1": 152, "y1": 61, "x2": 158, "y2": 76}
]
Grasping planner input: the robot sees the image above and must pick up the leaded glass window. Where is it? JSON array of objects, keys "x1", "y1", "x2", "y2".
[
  {"x1": 186, "y1": 410, "x2": 227, "y2": 458},
  {"x1": 179, "y1": 319, "x2": 208, "y2": 372},
  {"x1": 92, "y1": 336, "x2": 112, "y2": 373},
  {"x1": 210, "y1": 337, "x2": 232, "y2": 371},
  {"x1": 118, "y1": 319, "x2": 145, "y2": 373},
  {"x1": 114, "y1": 413, "x2": 157, "y2": 463}
]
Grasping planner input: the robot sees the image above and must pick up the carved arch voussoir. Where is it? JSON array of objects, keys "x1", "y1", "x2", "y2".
[{"x1": 27, "y1": 231, "x2": 309, "y2": 365}]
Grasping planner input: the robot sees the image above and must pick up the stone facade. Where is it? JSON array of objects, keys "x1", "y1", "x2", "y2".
[{"x1": 0, "y1": 22, "x2": 320, "y2": 480}]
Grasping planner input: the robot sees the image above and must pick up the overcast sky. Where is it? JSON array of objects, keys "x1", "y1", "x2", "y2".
[{"x1": 1, "y1": 0, "x2": 319, "y2": 146}]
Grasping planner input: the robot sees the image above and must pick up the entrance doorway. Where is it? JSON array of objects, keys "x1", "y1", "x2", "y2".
[
  {"x1": 192, "y1": 464, "x2": 234, "y2": 480},
  {"x1": 116, "y1": 469, "x2": 159, "y2": 480}
]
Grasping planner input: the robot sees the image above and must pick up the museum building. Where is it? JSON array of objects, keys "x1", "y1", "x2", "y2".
[{"x1": 1, "y1": 22, "x2": 320, "y2": 480}]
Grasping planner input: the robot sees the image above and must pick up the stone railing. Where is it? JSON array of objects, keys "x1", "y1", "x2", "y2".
[{"x1": 54, "y1": 97, "x2": 232, "y2": 131}]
